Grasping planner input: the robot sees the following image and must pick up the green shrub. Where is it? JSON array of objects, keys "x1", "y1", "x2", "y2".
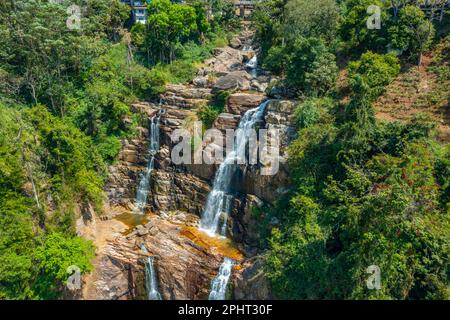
[
  {"x1": 159, "y1": 60, "x2": 197, "y2": 84},
  {"x1": 35, "y1": 232, "x2": 95, "y2": 299},
  {"x1": 348, "y1": 51, "x2": 400, "y2": 100},
  {"x1": 197, "y1": 105, "x2": 220, "y2": 129},
  {"x1": 212, "y1": 90, "x2": 230, "y2": 110},
  {"x1": 387, "y1": 5, "x2": 435, "y2": 64},
  {"x1": 339, "y1": 0, "x2": 389, "y2": 51},
  {"x1": 286, "y1": 37, "x2": 338, "y2": 96},
  {"x1": 294, "y1": 97, "x2": 334, "y2": 128},
  {"x1": 141, "y1": 68, "x2": 169, "y2": 98},
  {"x1": 263, "y1": 46, "x2": 288, "y2": 74}
]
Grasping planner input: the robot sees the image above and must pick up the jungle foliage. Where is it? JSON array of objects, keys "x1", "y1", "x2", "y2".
[{"x1": 252, "y1": 0, "x2": 449, "y2": 299}]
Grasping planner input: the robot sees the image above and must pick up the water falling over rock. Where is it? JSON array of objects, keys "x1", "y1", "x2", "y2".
[
  {"x1": 134, "y1": 113, "x2": 160, "y2": 214},
  {"x1": 140, "y1": 244, "x2": 162, "y2": 300},
  {"x1": 202, "y1": 101, "x2": 269, "y2": 301},
  {"x1": 200, "y1": 101, "x2": 269, "y2": 237},
  {"x1": 246, "y1": 55, "x2": 257, "y2": 69}
]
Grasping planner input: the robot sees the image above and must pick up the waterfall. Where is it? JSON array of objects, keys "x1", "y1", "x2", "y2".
[
  {"x1": 246, "y1": 55, "x2": 258, "y2": 77},
  {"x1": 203, "y1": 102, "x2": 269, "y2": 301},
  {"x1": 134, "y1": 112, "x2": 160, "y2": 215},
  {"x1": 140, "y1": 244, "x2": 162, "y2": 300},
  {"x1": 200, "y1": 101, "x2": 269, "y2": 237},
  {"x1": 209, "y1": 258, "x2": 234, "y2": 300},
  {"x1": 246, "y1": 55, "x2": 258, "y2": 69},
  {"x1": 145, "y1": 257, "x2": 162, "y2": 300}
]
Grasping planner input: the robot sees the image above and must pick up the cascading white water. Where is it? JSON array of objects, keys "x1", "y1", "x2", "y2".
[
  {"x1": 203, "y1": 102, "x2": 269, "y2": 301},
  {"x1": 246, "y1": 55, "x2": 258, "y2": 69},
  {"x1": 140, "y1": 244, "x2": 162, "y2": 300},
  {"x1": 200, "y1": 101, "x2": 269, "y2": 237},
  {"x1": 246, "y1": 55, "x2": 258, "y2": 77},
  {"x1": 134, "y1": 113, "x2": 160, "y2": 214},
  {"x1": 208, "y1": 258, "x2": 234, "y2": 300}
]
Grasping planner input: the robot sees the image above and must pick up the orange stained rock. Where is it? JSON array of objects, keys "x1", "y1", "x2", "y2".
[{"x1": 180, "y1": 226, "x2": 244, "y2": 262}]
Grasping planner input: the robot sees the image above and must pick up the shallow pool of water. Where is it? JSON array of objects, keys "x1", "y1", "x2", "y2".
[{"x1": 115, "y1": 211, "x2": 150, "y2": 235}]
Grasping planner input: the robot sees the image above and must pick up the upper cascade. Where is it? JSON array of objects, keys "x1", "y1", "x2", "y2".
[
  {"x1": 134, "y1": 112, "x2": 161, "y2": 215},
  {"x1": 199, "y1": 100, "x2": 270, "y2": 237}
]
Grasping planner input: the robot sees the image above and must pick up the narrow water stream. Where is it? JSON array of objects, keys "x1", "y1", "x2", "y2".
[
  {"x1": 134, "y1": 112, "x2": 161, "y2": 214},
  {"x1": 208, "y1": 258, "x2": 234, "y2": 300},
  {"x1": 140, "y1": 244, "x2": 162, "y2": 300}
]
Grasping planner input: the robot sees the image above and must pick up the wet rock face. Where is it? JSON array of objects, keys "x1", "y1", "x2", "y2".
[
  {"x1": 228, "y1": 194, "x2": 265, "y2": 253},
  {"x1": 82, "y1": 254, "x2": 144, "y2": 300},
  {"x1": 214, "y1": 113, "x2": 241, "y2": 132},
  {"x1": 152, "y1": 170, "x2": 211, "y2": 216},
  {"x1": 265, "y1": 99, "x2": 298, "y2": 149},
  {"x1": 106, "y1": 134, "x2": 149, "y2": 209}
]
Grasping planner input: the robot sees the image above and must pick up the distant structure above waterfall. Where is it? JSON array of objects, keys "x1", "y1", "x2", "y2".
[
  {"x1": 120, "y1": 0, "x2": 150, "y2": 24},
  {"x1": 234, "y1": 0, "x2": 255, "y2": 19}
]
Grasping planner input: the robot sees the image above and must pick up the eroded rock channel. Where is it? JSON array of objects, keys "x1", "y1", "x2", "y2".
[{"x1": 78, "y1": 29, "x2": 297, "y2": 300}]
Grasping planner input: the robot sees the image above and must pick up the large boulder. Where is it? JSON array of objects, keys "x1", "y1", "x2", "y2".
[
  {"x1": 242, "y1": 50, "x2": 255, "y2": 63},
  {"x1": 213, "y1": 71, "x2": 252, "y2": 92},
  {"x1": 209, "y1": 47, "x2": 243, "y2": 76}
]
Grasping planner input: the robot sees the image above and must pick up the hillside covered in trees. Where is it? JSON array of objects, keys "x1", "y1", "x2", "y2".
[{"x1": 253, "y1": 0, "x2": 449, "y2": 299}]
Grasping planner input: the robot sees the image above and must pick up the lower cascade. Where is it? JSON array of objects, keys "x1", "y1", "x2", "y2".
[
  {"x1": 140, "y1": 244, "x2": 162, "y2": 300},
  {"x1": 134, "y1": 112, "x2": 160, "y2": 214},
  {"x1": 200, "y1": 100, "x2": 269, "y2": 236},
  {"x1": 208, "y1": 258, "x2": 234, "y2": 300}
]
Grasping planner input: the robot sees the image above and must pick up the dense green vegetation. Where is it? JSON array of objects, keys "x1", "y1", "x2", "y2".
[
  {"x1": 130, "y1": 0, "x2": 238, "y2": 66},
  {"x1": 0, "y1": 0, "x2": 236, "y2": 299},
  {"x1": 0, "y1": 0, "x2": 447, "y2": 301},
  {"x1": 253, "y1": 0, "x2": 449, "y2": 299}
]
